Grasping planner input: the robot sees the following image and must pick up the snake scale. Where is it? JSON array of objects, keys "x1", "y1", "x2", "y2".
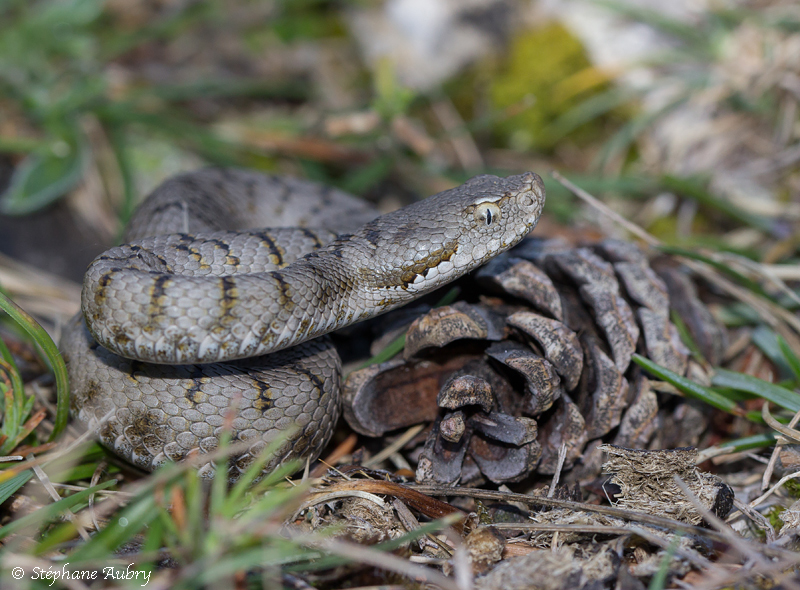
[{"x1": 61, "y1": 168, "x2": 546, "y2": 479}]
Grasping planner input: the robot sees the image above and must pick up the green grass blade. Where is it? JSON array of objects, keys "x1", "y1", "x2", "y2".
[
  {"x1": 243, "y1": 476, "x2": 308, "y2": 523},
  {"x1": 223, "y1": 431, "x2": 298, "y2": 515},
  {"x1": 0, "y1": 137, "x2": 49, "y2": 154},
  {"x1": 69, "y1": 491, "x2": 158, "y2": 560},
  {"x1": 184, "y1": 544, "x2": 320, "y2": 587},
  {"x1": 0, "y1": 358, "x2": 26, "y2": 450},
  {"x1": 340, "y1": 156, "x2": 394, "y2": 195},
  {"x1": 48, "y1": 461, "x2": 119, "y2": 484},
  {"x1": 599, "y1": 2, "x2": 695, "y2": 41},
  {"x1": 99, "y1": 0, "x2": 216, "y2": 60},
  {"x1": 96, "y1": 105, "x2": 244, "y2": 167},
  {"x1": 714, "y1": 433, "x2": 777, "y2": 452},
  {"x1": 595, "y1": 96, "x2": 688, "y2": 171},
  {"x1": 210, "y1": 428, "x2": 233, "y2": 520},
  {"x1": 669, "y1": 311, "x2": 707, "y2": 363},
  {"x1": 632, "y1": 354, "x2": 743, "y2": 415},
  {"x1": 140, "y1": 516, "x2": 165, "y2": 574},
  {"x1": 7, "y1": 397, "x2": 40, "y2": 452},
  {"x1": 105, "y1": 123, "x2": 137, "y2": 232},
  {"x1": 35, "y1": 517, "x2": 93, "y2": 555},
  {"x1": 711, "y1": 368, "x2": 800, "y2": 413},
  {"x1": 649, "y1": 533, "x2": 682, "y2": 590},
  {"x1": 751, "y1": 326, "x2": 795, "y2": 381},
  {"x1": 0, "y1": 292, "x2": 70, "y2": 441},
  {"x1": 353, "y1": 333, "x2": 406, "y2": 372},
  {"x1": 0, "y1": 298, "x2": 33, "y2": 449},
  {"x1": 0, "y1": 470, "x2": 33, "y2": 507},
  {"x1": 140, "y1": 78, "x2": 309, "y2": 103},
  {"x1": 182, "y1": 467, "x2": 203, "y2": 549},
  {"x1": 545, "y1": 173, "x2": 657, "y2": 197},
  {"x1": 777, "y1": 334, "x2": 800, "y2": 384},
  {"x1": 715, "y1": 302, "x2": 761, "y2": 327}
]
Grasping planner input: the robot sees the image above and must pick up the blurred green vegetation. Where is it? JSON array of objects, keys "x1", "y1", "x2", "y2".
[
  {"x1": 0, "y1": 0, "x2": 322, "y2": 222},
  {"x1": 2, "y1": 0, "x2": 791, "y2": 251}
]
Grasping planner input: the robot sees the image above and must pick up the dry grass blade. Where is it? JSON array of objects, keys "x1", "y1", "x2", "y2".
[
  {"x1": 31, "y1": 457, "x2": 91, "y2": 541},
  {"x1": 551, "y1": 171, "x2": 659, "y2": 247},
  {"x1": 309, "y1": 433, "x2": 358, "y2": 478},
  {"x1": 729, "y1": 498, "x2": 775, "y2": 541},
  {"x1": 762, "y1": 401, "x2": 800, "y2": 444},
  {"x1": 307, "y1": 479, "x2": 466, "y2": 533},
  {"x1": 748, "y1": 469, "x2": 800, "y2": 510},
  {"x1": 363, "y1": 423, "x2": 426, "y2": 468},
  {"x1": 762, "y1": 406, "x2": 800, "y2": 490},
  {"x1": 492, "y1": 522, "x2": 633, "y2": 535},
  {"x1": 761, "y1": 264, "x2": 800, "y2": 281},
  {"x1": 299, "y1": 489, "x2": 388, "y2": 510},
  {"x1": 496, "y1": 521, "x2": 715, "y2": 571},
  {"x1": 724, "y1": 255, "x2": 800, "y2": 309},
  {"x1": 0, "y1": 410, "x2": 112, "y2": 483},
  {"x1": 0, "y1": 253, "x2": 80, "y2": 321}
]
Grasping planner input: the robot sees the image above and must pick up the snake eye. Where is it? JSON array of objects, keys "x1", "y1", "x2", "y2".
[{"x1": 474, "y1": 202, "x2": 501, "y2": 226}]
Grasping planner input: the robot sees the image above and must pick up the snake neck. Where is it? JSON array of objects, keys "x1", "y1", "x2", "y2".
[
  {"x1": 275, "y1": 239, "x2": 413, "y2": 338},
  {"x1": 285, "y1": 231, "x2": 456, "y2": 331},
  {"x1": 263, "y1": 253, "x2": 359, "y2": 348}
]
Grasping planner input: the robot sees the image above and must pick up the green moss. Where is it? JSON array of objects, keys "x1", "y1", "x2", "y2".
[
  {"x1": 765, "y1": 505, "x2": 785, "y2": 531},
  {"x1": 489, "y1": 22, "x2": 607, "y2": 151},
  {"x1": 783, "y1": 479, "x2": 800, "y2": 498}
]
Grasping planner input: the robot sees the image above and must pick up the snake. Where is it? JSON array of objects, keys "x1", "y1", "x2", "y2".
[{"x1": 61, "y1": 168, "x2": 546, "y2": 479}]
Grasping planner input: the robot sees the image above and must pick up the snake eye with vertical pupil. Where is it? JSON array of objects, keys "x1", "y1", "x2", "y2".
[{"x1": 474, "y1": 202, "x2": 501, "y2": 226}]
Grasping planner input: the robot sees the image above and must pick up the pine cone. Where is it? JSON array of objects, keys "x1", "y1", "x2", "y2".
[{"x1": 343, "y1": 237, "x2": 727, "y2": 485}]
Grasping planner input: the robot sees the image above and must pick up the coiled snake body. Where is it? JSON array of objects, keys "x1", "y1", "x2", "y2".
[{"x1": 62, "y1": 169, "x2": 545, "y2": 478}]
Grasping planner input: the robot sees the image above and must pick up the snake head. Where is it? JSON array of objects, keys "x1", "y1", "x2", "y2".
[
  {"x1": 356, "y1": 171, "x2": 546, "y2": 297},
  {"x1": 454, "y1": 171, "x2": 546, "y2": 262}
]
